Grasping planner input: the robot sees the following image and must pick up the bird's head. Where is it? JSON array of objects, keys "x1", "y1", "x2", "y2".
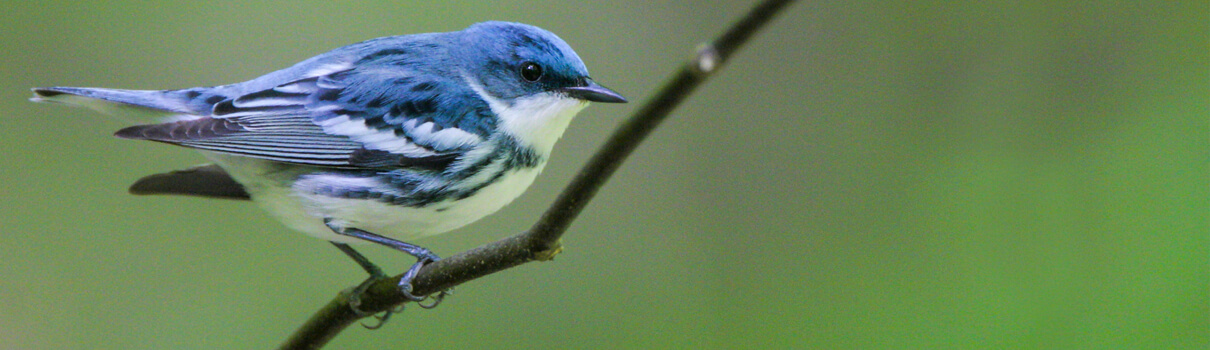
[{"x1": 456, "y1": 21, "x2": 626, "y2": 153}]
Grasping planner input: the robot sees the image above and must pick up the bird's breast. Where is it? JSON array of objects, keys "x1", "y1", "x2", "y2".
[
  {"x1": 206, "y1": 131, "x2": 552, "y2": 243},
  {"x1": 286, "y1": 164, "x2": 545, "y2": 243}
]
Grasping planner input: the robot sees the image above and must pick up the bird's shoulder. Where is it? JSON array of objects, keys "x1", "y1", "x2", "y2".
[
  {"x1": 217, "y1": 53, "x2": 496, "y2": 151},
  {"x1": 123, "y1": 35, "x2": 502, "y2": 170}
]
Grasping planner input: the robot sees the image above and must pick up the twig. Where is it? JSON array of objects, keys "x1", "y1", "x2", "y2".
[{"x1": 279, "y1": 0, "x2": 794, "y2": 348}]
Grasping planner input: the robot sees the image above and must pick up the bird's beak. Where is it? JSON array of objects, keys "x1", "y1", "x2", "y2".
[{"x1": 561, "y1": 78, "x2": 628, "y2": 103}]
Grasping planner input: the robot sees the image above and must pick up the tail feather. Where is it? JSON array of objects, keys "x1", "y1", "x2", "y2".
[
  {"x1": 30, "y1": 86, "x2": 220, "y2": 121},
  {"x1": 128, "y1": 164, "x2": 251, "y2": 200}
]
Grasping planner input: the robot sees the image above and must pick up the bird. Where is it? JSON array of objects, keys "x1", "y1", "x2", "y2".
[{"x1": 30, "y1": 21, "x2": 627, "y2": 312}]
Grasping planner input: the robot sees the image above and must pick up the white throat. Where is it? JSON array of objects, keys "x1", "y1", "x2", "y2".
[{"x1": 464, "y1": 75, "x2": 588, "y2": 155}]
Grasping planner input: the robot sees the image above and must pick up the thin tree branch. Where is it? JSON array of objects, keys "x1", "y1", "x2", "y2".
[{"x1": 279, "y1": 0, "x2": 794, "y2": 348}]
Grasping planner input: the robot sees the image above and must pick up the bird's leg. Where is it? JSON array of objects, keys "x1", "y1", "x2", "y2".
[
  {"x1": 330, "y1": 241, "x2": 400, "y2": 329},
  {"x1": 329, "y1": 242, "x2": 389, "y2": 319},
  {"x1": 324, "y1": 219, "x2": 450, "y2": 307}
]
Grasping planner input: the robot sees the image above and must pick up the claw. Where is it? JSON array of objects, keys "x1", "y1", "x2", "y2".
[
  {"x1": 326, "y1": 220, "x2": 456, "y2": 324},
  {"x1": 418, "y1": 288, "x2": 452, "y2": 309},
  {"x1": 359, "y1": 309, "x2": 395, "y2": 330},
  {"x1": 344, "y1": 274, "x2": 413, "y2": 330},
  {"x1": 347, "y1": 293, "x2": 371, "y2": 317},
  {"x1": 395, "y1": 256, "x2": 454, "y2": 307},
  {"x1": 397, "y1": 257, "x2": 434, "y2": 302},
  {"x1": 344, "y1": 273, "x2": 387, "y2": 317}
]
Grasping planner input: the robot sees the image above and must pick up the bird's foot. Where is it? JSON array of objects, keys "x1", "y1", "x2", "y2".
[{"x1": 396, "y1": 254, "x2": 453, "y2": 309}]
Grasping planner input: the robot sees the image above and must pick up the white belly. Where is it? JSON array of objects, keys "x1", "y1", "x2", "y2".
[{"x1": 207, "y1": 153, "x2": 545, "y2": 244}]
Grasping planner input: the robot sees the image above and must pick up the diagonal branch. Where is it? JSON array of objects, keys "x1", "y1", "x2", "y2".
[{"x1": 279, "y1": 0, "x2": 795, "y2": 348}]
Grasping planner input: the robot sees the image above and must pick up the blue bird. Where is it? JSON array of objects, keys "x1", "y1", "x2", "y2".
[{"x1": 30, "y1": 21, "x2": 626, "y2": 309}]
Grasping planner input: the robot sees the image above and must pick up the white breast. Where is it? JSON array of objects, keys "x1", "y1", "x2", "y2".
[
  {"x1": 297, "y1": 164, "x2": 545, "y2": 243},
  {"x1": 210, "y1": 79, "x2": 588, "y2": 244},
  {"x1": 204, "y1": 152, "x2": 540, "y2": 243}
]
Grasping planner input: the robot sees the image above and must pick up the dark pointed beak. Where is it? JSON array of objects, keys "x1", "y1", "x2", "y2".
[{"x1": 561, "y1": 78, "x2": 627, "y2": 103}]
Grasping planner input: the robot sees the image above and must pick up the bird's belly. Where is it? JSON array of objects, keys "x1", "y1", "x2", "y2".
[{"x1": 241, "y1": 166, "x2": 544, "y2": 244}]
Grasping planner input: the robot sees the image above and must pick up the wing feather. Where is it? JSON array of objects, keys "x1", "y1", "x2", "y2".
[{"x1": 115, "y1": 63, "x2": 495, "y2": 171}]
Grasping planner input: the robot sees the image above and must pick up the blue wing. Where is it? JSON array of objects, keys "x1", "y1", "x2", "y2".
[{"x1": 109, "y1": 60, "x2": 495, "y2": 170}]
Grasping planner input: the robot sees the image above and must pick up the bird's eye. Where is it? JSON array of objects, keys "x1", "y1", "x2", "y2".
[{"x1": 520, "y1": 62, "x2": 543, "y2": 82}]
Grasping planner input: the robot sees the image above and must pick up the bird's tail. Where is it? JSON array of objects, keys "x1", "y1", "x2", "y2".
[{"x1": 30, "y1": 86, "x2": 211, "y2": 123}]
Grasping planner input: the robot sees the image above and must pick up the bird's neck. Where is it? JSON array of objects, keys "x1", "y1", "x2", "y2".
[
  {"x1": 493, "y1": 93, "x2": 587, "y2": 157},
  {"x1": 461, "y1": 72, "x2": 588, "y2": 157}
]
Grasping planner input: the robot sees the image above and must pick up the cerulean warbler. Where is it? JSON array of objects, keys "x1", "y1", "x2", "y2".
[{"x1": 31, "y1": 21, "x2": 626, "y2": 306}]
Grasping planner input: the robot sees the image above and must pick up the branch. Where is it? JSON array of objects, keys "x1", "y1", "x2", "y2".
[{"x1": 279, "y1": 1, "x2": 794, "y2": 348}]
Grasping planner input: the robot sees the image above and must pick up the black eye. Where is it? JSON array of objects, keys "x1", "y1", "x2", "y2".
[{"x1": 520, "y1": 61, "x2": 543, "y2": 82}]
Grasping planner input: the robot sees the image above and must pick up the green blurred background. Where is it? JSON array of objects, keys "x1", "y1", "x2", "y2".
[{"x1": 1, "y1": 1, "x2": 1205, "y2": 349}]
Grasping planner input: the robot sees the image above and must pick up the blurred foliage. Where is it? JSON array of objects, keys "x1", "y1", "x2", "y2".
[{"x1": 1, "y1": 1, "x2": 1204, "y2": 349}]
